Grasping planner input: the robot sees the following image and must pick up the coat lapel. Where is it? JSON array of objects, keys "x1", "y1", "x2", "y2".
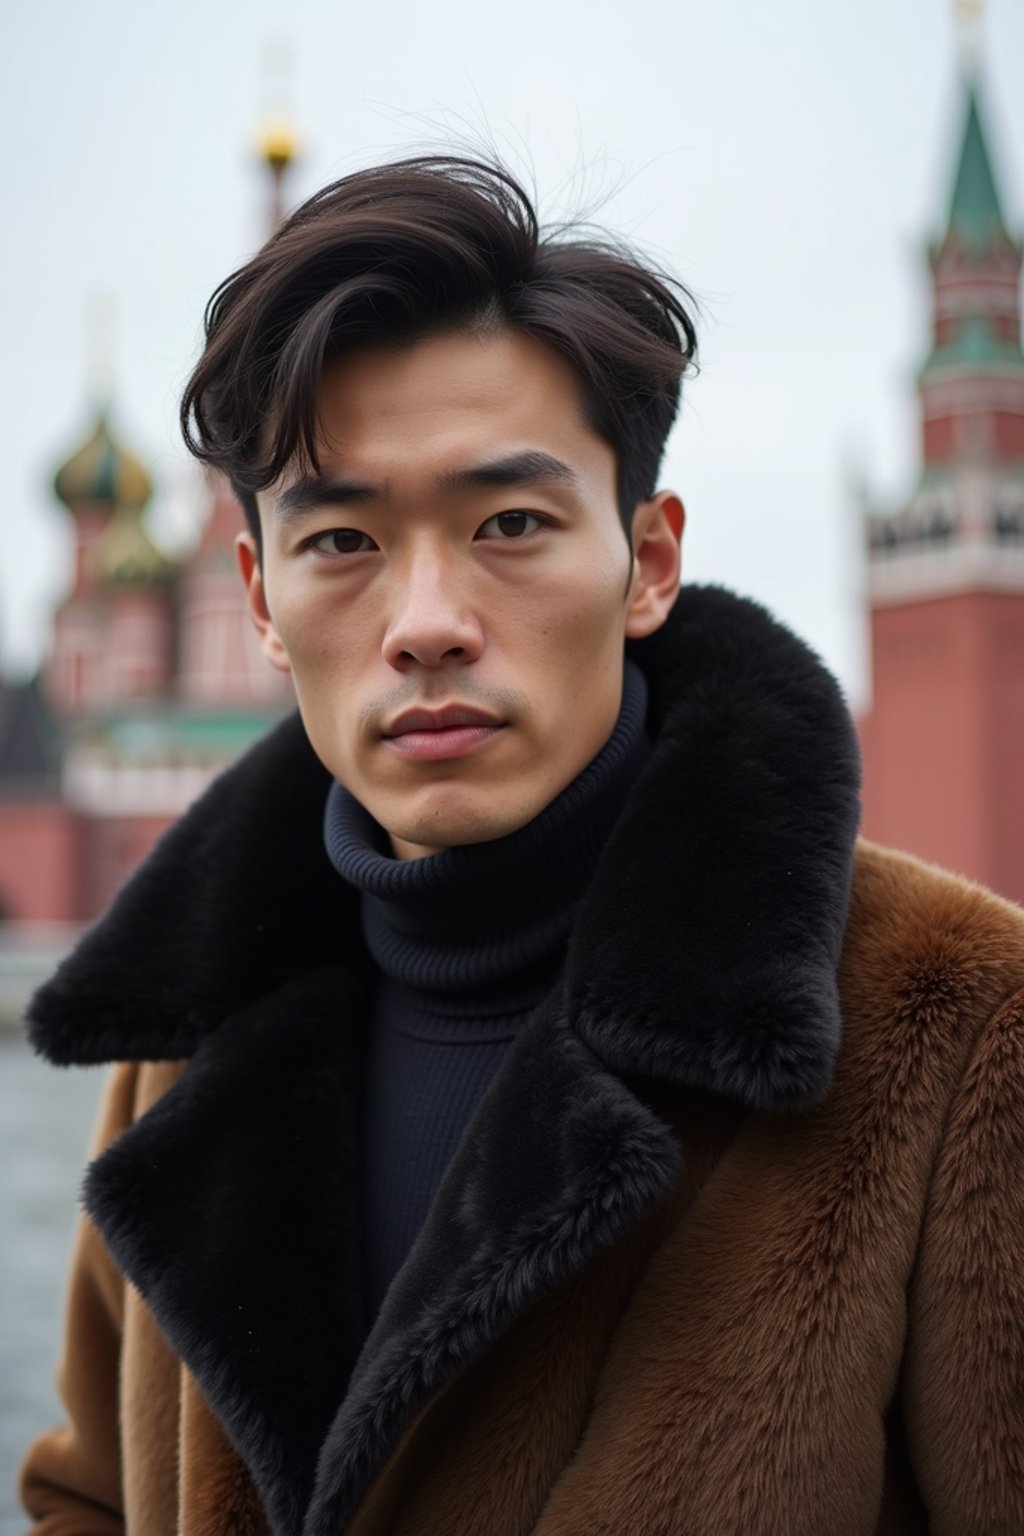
[
  {"x1": 26, "y1": 585, "x2": 863, "y2": 1536},
  {"x1": 82, "y1": 965, "x2": 371, "y2": 1534}
]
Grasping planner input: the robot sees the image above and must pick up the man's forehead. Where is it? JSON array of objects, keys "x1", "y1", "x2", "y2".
[{"x1": 313, "y1": 326, "x2": 596, "y2": 428}]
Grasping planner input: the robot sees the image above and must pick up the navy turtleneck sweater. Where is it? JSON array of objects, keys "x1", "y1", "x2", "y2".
[{"x1": 323, "y1": 661, "x2": 650, "y2": 1323}]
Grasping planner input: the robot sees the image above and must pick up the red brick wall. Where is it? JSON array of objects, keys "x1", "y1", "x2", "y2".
[
  {"x1": 860, "y1": 591, "x2": 1024, "y2": 906},
  {"x1": 988, "y1": 603, "x2": 1024, "y2": 903},
  {"x1": 993, "y1": 411, "x2": 1024, "y2": 460},
  {"x1": 0, "y1": 804, "x2": 82, "y2": 921},
  {"x1": 81, "y1": 814, "x2": 173, "y2": 919},
  {"x1": 922, "y1": 415, "x2": 957, "y2": 462},
  {"x1": 923, "y1": 410, "x2": 1024, "y2": 464}
]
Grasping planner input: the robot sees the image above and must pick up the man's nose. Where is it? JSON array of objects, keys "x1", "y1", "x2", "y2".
[{"x1": 381, "y1": 553, "x2": 485, "y2": 670}]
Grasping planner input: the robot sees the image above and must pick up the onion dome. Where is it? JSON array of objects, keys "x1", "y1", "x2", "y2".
[
  {"x1": 95, "y1": 504, "x2": 178, "y2": 587},
  {"x1": 53, "y1": 407, "x2": 152, "y2": 514}
]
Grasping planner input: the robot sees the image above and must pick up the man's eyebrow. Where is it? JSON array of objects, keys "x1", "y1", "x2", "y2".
[
  {"x1": 274, "y1": 476, "x2": 384, "y2": 519},
  {"x1": 273, "y1": 450, "x2": 583, "y2": 520},
  {"x1": 437, "y1": 451, "x2": 583, "y2": 495}
]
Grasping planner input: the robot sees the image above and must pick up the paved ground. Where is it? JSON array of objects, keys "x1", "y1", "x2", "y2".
[{"x1": 0, "y1": 1030, "x2": 106, "y2": 1534}]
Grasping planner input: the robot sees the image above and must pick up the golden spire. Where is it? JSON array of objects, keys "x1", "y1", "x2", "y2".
[{"x1": 255, "y1": 40, "x2": 300, "y2": 235}]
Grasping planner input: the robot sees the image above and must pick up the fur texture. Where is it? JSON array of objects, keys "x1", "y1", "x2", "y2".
[{"x1": 20, "y1": 586, "x2": 1024, "y2": 1535}]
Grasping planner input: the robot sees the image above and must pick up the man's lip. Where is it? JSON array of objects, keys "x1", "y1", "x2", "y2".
[{"x1": 382, "y1": 705, "x2": 504, "y2": 737}]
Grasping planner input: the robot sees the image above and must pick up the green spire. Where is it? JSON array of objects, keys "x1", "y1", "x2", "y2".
[{"x1": 944, "y1": 79, "x2": 1010, "y2": 255}]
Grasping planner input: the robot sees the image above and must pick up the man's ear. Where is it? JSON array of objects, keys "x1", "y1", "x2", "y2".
[
  {"x1": 235, "y1": 532, "x2": 292, "y2": 674},
  {"x1": 624, "y1": 491, "x2": 685, "y2": 640}
]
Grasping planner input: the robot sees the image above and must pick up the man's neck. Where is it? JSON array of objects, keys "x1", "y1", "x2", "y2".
[{"x1": 323, "y1": 659, "x2": 652, "y2": 1001}]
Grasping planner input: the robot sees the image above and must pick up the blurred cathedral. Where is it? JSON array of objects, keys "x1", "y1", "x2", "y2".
[{"x1": 0, "y1": 116, "x2": 299, "y2": 923}]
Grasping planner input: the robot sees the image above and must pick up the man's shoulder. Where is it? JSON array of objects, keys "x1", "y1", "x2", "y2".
[
  {"x1": 843, "y1": 838, "x2": 1024, "y2": 1039},
  {"x1": 850, "y1": 838, "x2": 1024, "y2": 951}
]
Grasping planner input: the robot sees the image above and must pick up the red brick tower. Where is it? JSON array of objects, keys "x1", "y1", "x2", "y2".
[{"x1": 859, "y1": 71, "x2": 1024, "y2": 902}]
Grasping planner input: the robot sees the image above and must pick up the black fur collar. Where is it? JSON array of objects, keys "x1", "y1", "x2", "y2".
[{"x1": 26, "y1": 585, "x2": 861, "y2": 1536}]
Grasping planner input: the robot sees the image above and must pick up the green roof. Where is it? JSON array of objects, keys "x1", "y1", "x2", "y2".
[
  {"x1": 943, "y1": 81, "x2": 1011, "y2": 256},
  {"x1": 922, "y1": 317, "x2": 1024, "y2": 376},
  {"x1": 79, "y1": 707, "x2": 288, "y2": 761}
]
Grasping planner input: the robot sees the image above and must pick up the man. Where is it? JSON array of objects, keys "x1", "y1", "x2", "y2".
[{"x1": 20, "y1": 157, "x2": 1024, "y2": 1535}]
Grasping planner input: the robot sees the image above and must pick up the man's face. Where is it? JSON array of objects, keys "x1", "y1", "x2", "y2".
[{"x1": 243, "y1": 328, "x2": 682, "y2": 858}]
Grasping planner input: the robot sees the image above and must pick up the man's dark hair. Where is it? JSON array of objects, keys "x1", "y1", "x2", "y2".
[{"x1": 180, "y1": 156, "x2": 698, "y2": 545}]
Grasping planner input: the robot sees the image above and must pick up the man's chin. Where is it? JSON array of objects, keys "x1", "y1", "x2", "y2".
[{"x1": 374, "y1": 787, "x2": 544, "y2": 861}]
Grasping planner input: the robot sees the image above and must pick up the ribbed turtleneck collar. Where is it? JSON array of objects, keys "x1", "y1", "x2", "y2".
[{"x1": 323, "y1": 662, "x2": 650, "y2": 1013}]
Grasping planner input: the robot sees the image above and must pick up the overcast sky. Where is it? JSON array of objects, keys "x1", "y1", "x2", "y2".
[{"x1": 2, "y1": 0, "x2": 1022, "y2": 708}]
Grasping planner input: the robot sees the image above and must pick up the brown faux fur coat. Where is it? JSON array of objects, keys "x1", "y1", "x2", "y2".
[{"x1": 19, "y1": 588, "x2": 1024, "y2": 1535}]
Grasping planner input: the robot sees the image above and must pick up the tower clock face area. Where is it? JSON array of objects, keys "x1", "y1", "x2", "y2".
[{"x1": 860, "y1": 75, "x2": 1024, "y2": 907}]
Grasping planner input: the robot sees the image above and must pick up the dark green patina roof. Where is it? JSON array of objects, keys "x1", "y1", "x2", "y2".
[
  {"x1": 922, "y1": 316, "x2": 1024, "y2": 375},
  {"x1": 942, "y1": 80, "x2": 1012, "y2": 256}
]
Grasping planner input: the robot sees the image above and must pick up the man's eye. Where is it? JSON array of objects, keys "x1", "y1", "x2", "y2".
[
  {"x1": 307, "y1": 528, "x2": 378, "y2": 556},
  {"x1": 476, "y1": 511, "x2": 545, "y2": 540}
]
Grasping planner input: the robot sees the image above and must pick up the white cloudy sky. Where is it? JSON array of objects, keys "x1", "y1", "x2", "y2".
[{"x1": 2, "y1": 0, "x2": 1022, "y2": 708}]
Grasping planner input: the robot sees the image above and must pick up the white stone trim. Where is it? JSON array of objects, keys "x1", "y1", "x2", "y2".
[
  {"x1": 62, "y1": 755, "x2": 219, "y2": 816},
  {"x1": 868, "y1": 541, "x2": 1024, "y2": 604}
]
